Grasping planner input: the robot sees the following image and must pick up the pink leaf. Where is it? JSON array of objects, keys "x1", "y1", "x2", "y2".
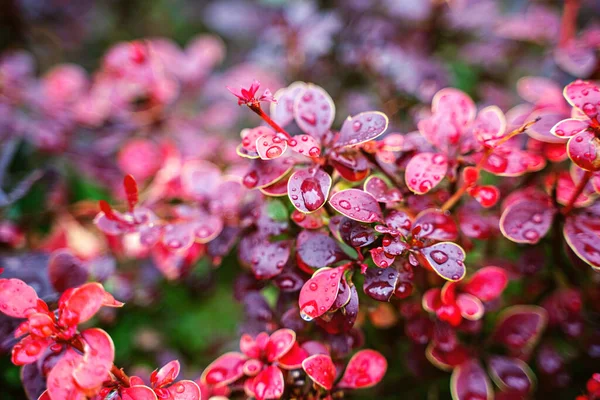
[
  {"x1": 450, "y1": 359, "x2": 493, "y2": 400},
  {"x1": 240, "y1": 126, "x2": 273, "y2": 153},
  {"x1": 243, "y1": 158, "x2": 294, "y2": 189},
  {"x1": 473, "y1": 106, "x2": 507, "y2": 147},
  {"x1": 456, "y1": 294, "x2": 484, "y2": 321},
  {"x1": 121, "y1": 386, "x2": 159, "y2": 400},
  {"x1": 61, "y1": 283, "x2": 108, "y2": 325},
  {"x1": 270, "y1": 82, "x2": 306, "y2": 127},
  {"x1": 46, "y1": 349, "x2": 85, "y2": 400},
  {"x1": 563, "y1": 208, "x2": 600, "y2": 270},
  {"x1": 337, "y1": 350, "x2": 387, "y2": 389},
  {"x1": 287, "y1": 168, "x2": 331, "y2": 213},
  {"x1": 11, "y1": 336, "x2": 52, "y2": 365},
  {"x1": 277, "y1": 342, "x2": 308, "y2": 370},
  {"x1": 256, "y1": 131, "x2": 288, "y2": 160},
  {"x1": 293, "y1": 84, "x2": 335, "y2": 139},
  {"x1": 499, "y1": 199, "x2": 555, "y2": 244},
  {"x1": 298, "y1": 266, "x2": 344, "y2": 320},
  {"x1": 180, "y1": 160, "x2": 221, "y2": 201},
  {"x1": 370, "y1": 247, "x2": 395, "y2": 268},
  {"x1": 364, "y1": 176, "x2": 403, "y2": 204},
  {"x1": 167, "y1": 380, "x2": 201, "y2": 400},
  {"x1": 550, "y1": 118, "x2": 588, "y2": 139},
  {"x1": 405, "y1": 153, "x2": 448, "y2": 194},
  {"x1": 419, "y1": 242, "x2": 466, "y2": 282},
  {"x1": 73, "y1": 328, "x2": 115, "y2": 390},
  {"x1": 200, "y1": 352, "x2": 246, "y2": 387},
  {"x1": 287, "y1": 134, "x2": 321, "y2": 157},
  {"x1": 413, "y1": 208, "x2": 459, "y2": 241},
  {"x1": 462, "y1": 266, "x2": 508, "y2": 302},
  {"x1": 432, "y1": 88, "x2": 476, "y2": 125},
  {"x1": 566, "y1": 128, "x2": 600, "y2": 171},
  {"x1": 336, "y1": 111, "x2": 389, "y2": 147},
  {"x1": 249, "y1": 365, "x2": 284, "y2": 400},
  {"x1": 0, "y1": 278, "x2": 39, "y2": 318},
  {"x1": 563, "y1": 80, "x2": 600, "y2": 119},
  {"x1": 302, "y1": 354, "x2": 337, "y2": 390},
  {"x1": 329, "y1": 189, "x2": 383, "y2": 223}
]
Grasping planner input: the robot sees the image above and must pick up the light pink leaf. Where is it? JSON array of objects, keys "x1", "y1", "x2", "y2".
[
  {"x1": 151, "y1": 360, "x2": 180, "y2": 388},
  {"x1": 329, "y1": 189, "x2": 383, "y2": 223},
  {"x1": 243, "y1": 158, "x2": 294, "y2": 189},
  {"x1": 287, "y1": 168, "x2": 331, "y2": 213},
  {"x1": 293, "y1": 84, "x2": 335, "y2": 139},
  {"x1": 405, "y1": 153, "x2": 448, "y2": 194},
  {"x1": 456, "y1": 294, "x2": 484, "y2": 320},
  {"x1": 270, "y1": 82, "x2": 306, "y2": 127},
  {"x1": 181, "y1": 160, "x2": 221, "y2": 201},
  {"x1": 167, "y1": 380, "x2": 202, "y2": 400},
  {"x1": 563, "y1": 80, "x2": 600, "y2": 119},
  {"x1": 364, "y1": 176, "x2": 402, "y2": 204},
  {"x1": 549, "y1": 117, "x2": 587, "y2": 139},
  {"x1": 336, "y1": 111, "x2": 389, "y2": 147},
  {"x1": 241, "y1": 126, "x2": 275, "y2": 153},
  {"x1": 462, "y1": 266, "x2": 508, "y2": 302},
  {"x1": 121, "y1": 386, "x2": 159, "y2": 400},
  {"x1": 473, "y1": 106, "x2": 507, "y2": 147},
  {"x1": 256, "y1": 131, "x2": 288, "y2": 160},
  {"x1": 249, "y1": 365, "x2": 284, "y2": 400},
  {"x1": 432, "y1": 88, "x2": 476, "y2": 125}
]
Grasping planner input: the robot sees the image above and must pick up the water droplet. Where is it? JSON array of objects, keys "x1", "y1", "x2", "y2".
[
  {"x1": 301, "y1": 178, "x2": 326, "y2": 211},
  {"x1": 266, "y1": 146, "x2": 283, "y2": 158},
  {"x1": 523, "y1": 229, "x2": 539, "y2": 241},
  {"x1": 309, "y1": 282, "x2": 318, "y2": 291},
  {"x1": 353, "y1": 121, "x2": 362, "y2": 131},
  {"x1": 243, "y1": 171, "x2": 259, "y2": 188},
  {"x1": 430, "y1": 250, "x2": 449, "y2": 264},
  {"x1": 338, "y1": 200, "x2": 352, "y2": 210}
]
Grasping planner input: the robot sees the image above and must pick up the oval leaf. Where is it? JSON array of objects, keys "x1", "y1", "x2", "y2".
[
  {"x1": 288, "y1": 168, "x2": 331, "y2": 213},
  {"x1": 450, "y1": 359, "x2": 493, "y2": 400},
  {"x1": 302, "y1": 354, "x2": 337, "y2": 390},
  {"x1": 336, "y1": 111, "x2": 389, "y2": 147},
  {"x1": 405, "y1": 153, "x2": 448, "y2": 194},
  {"x1": 200, "y1": 352, "x2": 246, "y2": 387},
  {"x1": 563, "y1": 80, "x2": 600, "y2": 119},
  {"x1": 0, "y1": 278, "x2": 39, "y2": 318},
  {"x1": 488, "y1": 356, "x2": 535, "y2": 394},
  {"x1": 492, "y1": 306, "x2": 548, "y2": 354},
  {"x1": 293, "y1": 84, "x2": 335, "y2": 139},
  {"x1": 329, "y1": 189, "x2": 383, "y2": 223},
  {"x1": 462, "y1": 266, "x2": 508, "y2": 302},
  {"x1": 499, "y1": 199, "x2": 555, "y2": 244},
  {"x1": 337, "y1": 350, "x2": 387, "y2": 389},
  {"x1": 298, "y1": 267, "x2": 344, "y2": 321},
  {"x1": 420, "y1": 242, "x2": 466, "y2": 282},
  {"x1": 363, "y1": 267, "x2": 399, "y2": 302}
]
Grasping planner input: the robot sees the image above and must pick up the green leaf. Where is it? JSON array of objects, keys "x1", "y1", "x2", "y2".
[{"x1": 267, "y1": 199, "x2": 289, "y2": 222}]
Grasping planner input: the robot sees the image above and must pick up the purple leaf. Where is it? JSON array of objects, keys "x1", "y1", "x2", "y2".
[
  {"x1": 329, "y1": 189, "x2": 383, "y2": 223},
  {"x1": 488, "y1": 356, "x2": 535, "y2": 394},
  {"x1": 492, "y1": 306, "x2": 548, "y2": 355},
  {"x1": 296, "y1": 232, "x2": 348, "y2": 269},
  {"x1": 256, "y1": 131, "x2": 288, "y2": 160},
  {"x1": 250, "y1": 240, "x2": 290, "y2": 280},
  {"x1": 336, "y1": 111, "x2": 389, "y2": 147},
  {"x1": 450, "y1": 360, "x2": 493, "y2": 400},
  {"x1": 499, "y1": 199, "x2": 555, "y2": 244},
  {"x1": 363, "y1": 267, "x2": 399, "y2": 302},
  {"x1": 243, "y1": 158, "x2": 294, "y2": 189},
  {"x1": 419, "y1": 242, "x2": 466, "y2": 281},
  {"x1": 364, "y1": 176, "x2": 403, "y2": 204},
  {"x1": 413, "y1": 208, "x2": 458, "y2": 241},
  {"x1": 48, "y1": 250, "x2": 89, "y2": 292},
  {"x1": 566, "y1": 128, "x2": 600, "y2": 171},
  {"x1": 563, "y1": 207, "x2": 600, "y2": 270},
  {"x1": 338, "y1": 217, "x2": 377, "y2": 248},
  {"x1": 287, "y1": 168, "x2": 331, "y2": 213}
]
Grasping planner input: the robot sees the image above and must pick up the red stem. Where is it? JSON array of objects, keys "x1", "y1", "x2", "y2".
[
  {"x1": 249, "y1": 104, "x2": 293, "y2": 140},
  {"x1": 559, "y1": 0, "x2": 581, "y2": 48},
  {"x1": 562, "y1": 170, "x2": 592, "y2": 216}
]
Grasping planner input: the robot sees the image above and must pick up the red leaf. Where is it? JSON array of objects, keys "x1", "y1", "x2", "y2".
[
  {"x1": 123, "y1": 174, "x2": 139, "y2": 211},
  {"x1": 370, "y1": 247, "x2": 395, "y2": 268},
  {"x1": 329, "y1": 189, "x2": 383, "y2": 223},
  {"x1": 405, "y1": 152, "x2": 448, "y2": 194},
  {"x1": 456, "y1": 294, "x2": 484, "y2": 321},
  {"x1": 413, "y1": 209, "x2": 458, "y2": 241},
  {"x1": 337, "y1": 350, "x2": 387, "y2": 389},
  {"x1": 450, "y1": 359, "x2": 493, "y2": 400},
  {"x1": 277, "y1": 342, "x2": 308, "y2": 370},
  {"x1": 302, "y1": 354, "x2": 337, "y2": 390},
  {"x1": 462, "y1": 266, "x2": 508, "y2": 302},
  {"x1": 419, "y1": 242, "x2": 466, "y2": 282},
  {"x1": 336, "y1": 111, "x2": 389, "y2": 147},
  {"x1": 151, "y1": 360, "x2": 180, "y2": 388},
  {"x1": 265, "y1": 329, "x2": 296, "y2": 363},
  {"x1": 200, "y1": 352, "x2": 246, "y2": 387},
  {"x1": 298, "y1": 266, "x2": 344, "y2": 320},
  {"x1": 426, "y1": 343, "x2": 470, "y2": 371},
  {"x1": 287, "y1": 168, "x2": 331, "y2": 213},
  {"x1": 0, "y1": 278, "x2": 39, "y2": 318}
]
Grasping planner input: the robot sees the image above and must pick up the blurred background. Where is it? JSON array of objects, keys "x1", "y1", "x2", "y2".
[{"x1": 1, "y1": 0, "x2": 600, "y2": 398}]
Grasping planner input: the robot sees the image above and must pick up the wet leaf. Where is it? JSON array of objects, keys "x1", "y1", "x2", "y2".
[
  {"x1": 563, "y1": 80, "x2": 600, "y2": 119},
  {"x1": 337, "y1": 350, "x2": 387, "y2": 389},
  {"x1": 336, "y1": 111, "x2": 389, "y2": 147},
  {"x1": 293, "y1": 84, "x2": 335, "y2": 140},
  {"x1": 298, "y1": 266, "x2": 344, "y2": 320},
  {"x1": 363, "y1": 267, "x2": 399, "y2": 302},
  {"x1": 450, "y1": 359, "x2": 493, "y2": 400},
  {"x1": 302, "y1": 354, "x2": 337, "y2": 390},
  {"x1": 0, "y1": 278, "x2": 39, "y2": 318},
  {"x1": 405, "y1": 152, "x2": 448, "y2": 194},
  {"x1": 329, "y1": 189, "x2": 383, "y2": 223},
  {"x1": 287, "y1": 168, "x2": 331, "y2": 213},
  {"x1": 499, "y1": 199, "x2": 555, "y2": 244},
  {"x1": 419, "y1": 242, "x2": 466, "y2": 282}
]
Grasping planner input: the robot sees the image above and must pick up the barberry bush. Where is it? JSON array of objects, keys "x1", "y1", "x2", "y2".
[{"x1": 1, "y1": 0, "x2": 600, "y2": 399}]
